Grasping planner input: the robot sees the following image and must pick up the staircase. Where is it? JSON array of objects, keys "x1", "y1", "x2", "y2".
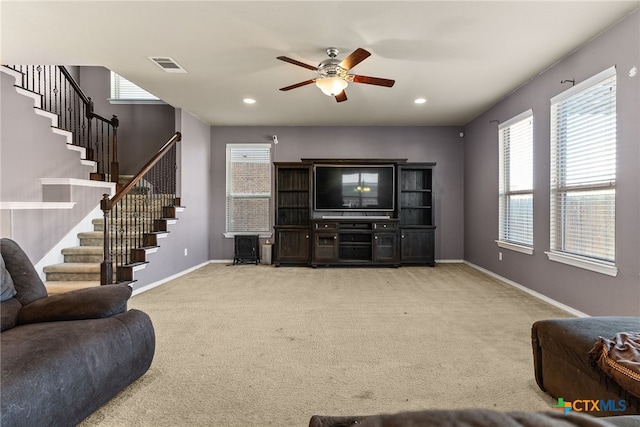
[
  {"x1": 43, "y1": 185, "x2": 182, "y2": 293},
  {"x1": 2, "y1": 64, "x2": 184, "y2": 293},
  {"x1": 43, "y1": 221, "x2": 103, "y2": 294}
]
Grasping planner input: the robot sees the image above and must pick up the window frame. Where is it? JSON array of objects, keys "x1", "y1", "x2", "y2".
[
  {"x1": 545, "y1": 66, "x2": 617, "y2": 276},
  {"x1": 496, "y1": 109, "x2": 535, "y2": 255},
  {"x1": 109, "y1": 71, "x2": 165, "y2": 105},
  {"x1": 223, "y1": 143, "x2": 272, "y2": 238}
]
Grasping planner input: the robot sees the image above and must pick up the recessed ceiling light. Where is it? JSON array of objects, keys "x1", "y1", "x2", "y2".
[
  {"x1": 243, "y1": 98, "x2": 256, "y2": 104},
  {"x1": 414, "y1": 98, "x2": 427, "y2": 104}
]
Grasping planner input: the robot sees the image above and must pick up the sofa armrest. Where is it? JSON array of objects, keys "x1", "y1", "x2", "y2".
[{"x1": 17, "y1": 284, "x2": 132, "y2": 325}]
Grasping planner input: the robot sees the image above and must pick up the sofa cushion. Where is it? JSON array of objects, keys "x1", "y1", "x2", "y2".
[
  {"x1": 0, "y1": 238, "x2": 47, "y2": 305},
  {"x1": 590, "y1": 332, "x2": 640, "y2": 399},
  {"x1": 18, "y1": 284, "x2": 132, "y2": 325},
  {"x1": 1, "y1": 309, "x2": 155, "y2": 427},
  {"x1": 309, "y1": 410, "x2": 636, "y2": 427},
  {"x1": 533, "y1": 317, "x2": 640, "y2": 382},
  {"x1": 1, "y1": 298, "x2": 22, "y2": 332},
  {"x1": 0, "y1": 254, "x2": 17, "y2": 302}
]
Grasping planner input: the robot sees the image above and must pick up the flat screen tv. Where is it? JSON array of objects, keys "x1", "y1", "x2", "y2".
[{"x1": 314, "y1": 165, "x2": 395, "y2": 212}]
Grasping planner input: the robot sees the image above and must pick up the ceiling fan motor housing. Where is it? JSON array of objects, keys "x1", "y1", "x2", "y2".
[{"x1": 318, "y1": 48, "x2": 347, "y2": 78}]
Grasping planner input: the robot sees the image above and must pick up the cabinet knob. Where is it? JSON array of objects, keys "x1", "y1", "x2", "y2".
[
  {"x1": 306, "y1": 235, "x2": 309, "y2": 239},
  {"x1": 334, "y1": 235, "x2": 337, "y2": 240},
  {"x1": 374, "y1": 236, "x2": 378, "y2": 240},
  {"x1": 401, "y1": 234, "x2": 405, "y2": 239}
]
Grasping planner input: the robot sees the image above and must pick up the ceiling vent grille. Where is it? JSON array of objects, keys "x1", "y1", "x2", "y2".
[{"x1": 148, "y1": 57, "x2": 187, "y2": 73}]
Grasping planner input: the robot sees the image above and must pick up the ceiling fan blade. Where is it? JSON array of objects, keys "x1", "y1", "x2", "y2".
[
  {"x1": 279, "y1": 79, "x2": 316, "y2": 91},
  {"x1": 277, "y1": 56, "x2": 318, "y2": 71},
  {"x1": 335, "y1": 91, "x2": 347, "y2": 102},
  {"x1": 339, "y1": 48, "x2": 371, "y2": 70},
  {"x1": 351, "y1": 75, "x2": 395, "y2": 87}
]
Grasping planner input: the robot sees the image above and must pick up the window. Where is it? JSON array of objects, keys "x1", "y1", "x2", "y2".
[
  {"x1": 497, "y1": 109, "x2": 534, "y2": 254},
  {"x1": 225, "y1": 144, "x2": 272, "y2": 236},
  {"x1": 547, "y1": 66, "x2": 617, "y2": 276},
  {"x1": 109, "y1": 71, "x2": 162, "y2": 103}
]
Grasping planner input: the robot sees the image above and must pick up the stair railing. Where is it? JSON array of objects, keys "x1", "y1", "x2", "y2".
[
  {"x1": 100, "y1": 131, "x2": 182, "y2": 285},
  {"x1": 4, "y1": 65, "x2": 120, "y2": 182}
]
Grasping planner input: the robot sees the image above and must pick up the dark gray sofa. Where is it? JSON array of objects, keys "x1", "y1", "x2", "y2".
[
  {"x1": 309, "y1": 410, "x2": 640, "y2": 426},
  {"x1": 532, "y1": 317, "x2": 640, "y2": 417},
  {"x1": 1, "y1": 238, "x2": 155, "y2": 427}
]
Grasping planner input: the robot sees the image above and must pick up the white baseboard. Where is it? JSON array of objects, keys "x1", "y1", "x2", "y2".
[
  {"x1": 132, "y1": 258, "x2": 588, "y2": 320},
  {"x1": 131, "y1": 260, "x2": 212, "y2": 296},
  {"x1": 463, "y1": 261, "x2": 589, "y2": 318}
]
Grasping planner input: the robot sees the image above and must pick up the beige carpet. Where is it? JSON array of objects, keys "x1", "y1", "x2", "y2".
[{"x1": 81, "y1": 263, "x2": 573, "y2": 426}]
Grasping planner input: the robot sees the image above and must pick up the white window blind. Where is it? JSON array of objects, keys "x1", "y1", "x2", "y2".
[
  {"x1": 498, "y1": 110, "x2": 534, "y2": 249},
  {"x1": 225, "y1": 144, "x2": 272, "y2": 234},
  {"x1": 549, "y1": 66, "x2": 616, "y2": 270},
  {"x1": 110, "y1": 71, "x2": 159, "y2": 100}
]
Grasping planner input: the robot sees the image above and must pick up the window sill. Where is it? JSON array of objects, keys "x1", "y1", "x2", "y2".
[
  {"x1": 545, "y1": 251, "x2": 618, "y2": 277},
  {"x1": 223, "y1": 232, "x2": 273, "y2": 239},
  {"x1": 495, "y1": 240, "x2": 534, "y2": 255},
  {"x1": 108, "y1": 98, "x2": 166, "y2": 105}
]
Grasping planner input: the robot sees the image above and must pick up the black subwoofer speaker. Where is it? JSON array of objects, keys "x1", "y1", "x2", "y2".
[{"x1": 233, "y1": 235, "x2": 259, "y2": 265}]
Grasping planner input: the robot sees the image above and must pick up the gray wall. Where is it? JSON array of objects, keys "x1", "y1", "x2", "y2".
[
  {"x1": 210, "y1": 126, "x2": 465, "y2": 262},
  {"x1": 463, "y1": 10, "x2": 640, "y2": 316},
  {"x1": 127, "y1": 109, "x2": 212, "y2": 291},
  {"x1": 1, "y1": 72, "x2": 94, "y2": 201},
  {"x1": 78, "y1": 67, "x2": 176, "y2": 175},
  {"x1": 1, "y1": 70, "x2": 105, "y2": 262}
]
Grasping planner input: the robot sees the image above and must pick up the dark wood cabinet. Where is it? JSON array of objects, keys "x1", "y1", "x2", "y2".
[
  {"x1": 273, "y1": 164, "x2": 311, "y2": 266},
  {"x1": 400, "y1": 227, "x2": 435, "y2": 266},
  {"x1": 274, "y1": 161, "x2": 436, "y2": 267},
  {"x1": 311, "y1": 220, "x2": 399, "y2": 267},
  {"x1": 373, "y1": 223, "x2": 399, "y2": 264},
  {"x1": 312, "y1": 229, "x2": 338, "y2": 265},
  {"x1": 274, "y1": 227, "x2": 310, "y2": 265},
  {"x1": 398, "y1": 163, "x2": 436, "y2": 266}
]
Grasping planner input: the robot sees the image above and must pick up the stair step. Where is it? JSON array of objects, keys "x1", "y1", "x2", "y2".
[
  {"x1": 45, "y1": 281, "x2": 100, "y2": 294},
  {"x1": 62, "y1": 246, "x2": 103, "y2": 263},
  {"x1": 43, "y1": 262, "x2": 101, "y2": 281},
  {"x1": 79, "y1": 231, "x2": 149, "y2": 246}
]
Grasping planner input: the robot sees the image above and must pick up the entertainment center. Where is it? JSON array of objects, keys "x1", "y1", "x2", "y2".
[{"x1": 273, "y1": 159, "x2": 436, "y2": 267}]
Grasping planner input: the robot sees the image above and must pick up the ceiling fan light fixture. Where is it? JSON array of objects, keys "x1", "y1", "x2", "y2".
[{"x1": 316, "y1": 77, "x2": 348, "y2": 96}]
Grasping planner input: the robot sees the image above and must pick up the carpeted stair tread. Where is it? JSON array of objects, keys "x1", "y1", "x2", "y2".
[
  {"x1": 45, "y1": 280, "x2": 100, "y2": 294},
  {"x1": 43, "y1": 262, "x2": 100, "y2": 273},
  {"x1": 61, "y1": 246, "x2": 104, "y2": 263},
  {"x1": 43, "y1": 262, "x2": 102, "y2": 281},
  {"x1": 62, "y1": 246, "x2": 103, "y2": 255}
]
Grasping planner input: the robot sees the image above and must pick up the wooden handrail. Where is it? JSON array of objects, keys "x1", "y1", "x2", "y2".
[
  {"x1": 103, "y1": 131, "x2": 181, "y2": 210},
  {"x1": 100, "y1": 131, "x2": 181, "y2": 285},
  {"x1": 8, "y1": 65, "x2": 120, "y2": 180},
  {"x1": 59, "y1": 66, "x2": 91, "y2": 105}
]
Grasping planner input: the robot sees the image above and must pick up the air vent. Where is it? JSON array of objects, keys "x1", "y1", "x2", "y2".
[{"x1": 148, "y1": 57, "x2": 187, "y2": 73}]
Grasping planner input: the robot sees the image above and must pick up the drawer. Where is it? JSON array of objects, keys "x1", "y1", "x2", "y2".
[
  {"x1": 374, "y1": 222, "x2": 396, "y2": 230},
  {"x1": 315, "y1": 222, "x2": 338, "y2": 230}
]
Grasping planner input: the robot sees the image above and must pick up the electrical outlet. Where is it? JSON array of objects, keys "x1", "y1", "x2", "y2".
[
  {"x1": 498, "y1": 252, "x2": 503, "y2": 261},
  {"x1": 184, "y1": 248, "x2": 188, "y2": 256}
]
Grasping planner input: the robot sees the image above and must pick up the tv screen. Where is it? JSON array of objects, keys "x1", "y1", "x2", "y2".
[{"x1": 314, "y1": 165, "x2": 395, "y2": 211}]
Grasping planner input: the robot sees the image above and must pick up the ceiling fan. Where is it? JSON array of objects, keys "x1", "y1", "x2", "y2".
[{"x1": 277, "y1": 47, "x2": 395, "y2": 102}]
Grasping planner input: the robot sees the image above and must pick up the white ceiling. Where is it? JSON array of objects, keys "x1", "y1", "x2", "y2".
[{"x1": 2, "y1": 1, "x2": 639, "y2": 126}]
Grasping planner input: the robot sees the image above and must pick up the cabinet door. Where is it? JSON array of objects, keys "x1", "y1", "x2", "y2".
[
  {"x1": 275, "y1": 228, "x2": 310, "y2": 265},
  {"x1": 313, "y1": 232, "x2": 338, "y2": 264},
  {"x1": 400, "y1": 228, "x2": 434, "y2": 266},
  {"x1": 373, "y1": 232, "x2": 398, "y2": 263}
]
